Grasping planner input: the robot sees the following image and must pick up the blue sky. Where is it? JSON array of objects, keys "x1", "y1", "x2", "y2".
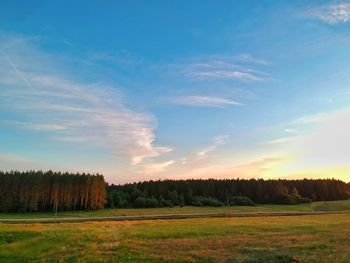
[{"x1": 1, "y1": 1, "x2": 350, "y2": 183}]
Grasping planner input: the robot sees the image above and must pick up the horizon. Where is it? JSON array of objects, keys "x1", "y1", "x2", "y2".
[
  {"x1": 1, "y1": 1, "x2": 350, "y2": 184},
  {"x1": 1, "y1": 170, "x2": 349, "y2": 185}
]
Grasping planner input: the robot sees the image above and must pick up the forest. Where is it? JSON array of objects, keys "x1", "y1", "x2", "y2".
[
  {"x1": 107, "y1": 178, "x2": 350, "y2": 208},
  {"x1": 0, "y1": 171, "x2": 106, "y2": 212},
  {"x1": 0, "y1": 171, "x2": 349, "y2": 212}
]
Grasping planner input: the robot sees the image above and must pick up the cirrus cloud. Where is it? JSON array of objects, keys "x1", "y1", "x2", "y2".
[
  {"x1": 0, "y1": 33, "x2": 171, "y2": 167},
  {"x1": 178, "y1": 54, "x2": 271, "y2": 82},
  {"x1": 307, "y1": 3, "x2": 350, "y2": 25},
  {"x1": 168, "y1": 95, "x2": 242, "y2": 108}
]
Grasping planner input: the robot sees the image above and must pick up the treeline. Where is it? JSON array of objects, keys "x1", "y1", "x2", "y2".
[
  {"x1": 1, "y1": 171, "x2": 349, "y2": 212},
  {"x1": 0, "y1": 171, "x2": 106, "y2": 212},
  {"x1": 107, "y1": 178, "x2": 350, "y2": 208}
]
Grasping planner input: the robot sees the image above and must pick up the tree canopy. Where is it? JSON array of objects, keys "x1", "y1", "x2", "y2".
[
  {"x1": 1, "y1": 171, "x2": 349, "y2": 212},
  {"x1": 0, "y1": 170, "x2": 106, "y2": 212},
  {"x1": 106, "y1": 178, "x2": 350, "y2": 208}
]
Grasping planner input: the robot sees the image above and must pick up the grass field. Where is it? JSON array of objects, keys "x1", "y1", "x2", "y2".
[
  {"x1": 0, "y1": 200, "x2": 349, "y2": 262},
  {"x1": 0, "y1": 199, "x2": 349, "y2": 219},
  {"x1": 0, "y1": 213, "x2": 349, "y2": 262}
]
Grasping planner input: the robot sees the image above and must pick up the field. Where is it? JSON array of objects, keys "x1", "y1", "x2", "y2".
[
  {"x1": 0, "y1": 200, "x2": 349, "y2": 219},
  {"x1": 0, "y1": 200, "x2": 349, "y2": 262}
]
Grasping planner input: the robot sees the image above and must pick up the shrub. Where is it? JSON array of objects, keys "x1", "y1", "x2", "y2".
[
  {"x1": 229, "y1": 196, "x2": 256, "y2": 206},
  {"x1": 159, "y1": 196, "x2": 173, "y2": 207},
  {"x1": 192, "y1": 196, "x2": 223, "y2": 207},
  {"x1": 299, "y1": 197, "x2": 312, "y2": 204},
  {"x1": 133, "y1": 197, "x2": 159, "y2": 208}
]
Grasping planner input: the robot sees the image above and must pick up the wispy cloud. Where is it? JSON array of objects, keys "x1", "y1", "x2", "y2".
[
  {"x1": 0, "y1": 48, "x2": 32, "y2": 87},
  {"x1": 284, "y1": 128, "x2": 299, "y2": 134},
  {"x1": 307, "y1": 3, "x2": 350, "y2": 25},
  {"x1": 176, "y1": 135, "x2": 229, "y2": 170},
  {"x1": 237, "y1": 54, "x2": 271, "y2": 65},
  {"x1": 8, "y1": 121, "x2": 68, "y2": 131},
  {"x1": 168, "y1": 96, "x2": 242, "y2": 108},
  {"x1": 197, "y1": 135, "x2": 229, "y2": 158},
  {"x1": 293, "y1": 113, "x2": 330, "y2": 125},
  {"x1": 0, "y1": 33, "x2": 171, "y2": 166},
  {"x1": 170, "y1": 135, "x2": 231, "y2": 179},
  {"x1": 260, "y1": 111, "x2": 343, "y2": 149},
  {"x1": 262, "y1": 137, "x2": 293, "y2": 145},
  {"x1": 181, "y1": 55, "x2": 271, "y2": 82},
  {"x1": 141, "y1": 160, "x2": 175, "y2": 174}
]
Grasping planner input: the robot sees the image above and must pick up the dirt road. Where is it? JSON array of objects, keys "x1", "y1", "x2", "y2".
[{"x1": 1, "y1": 210, "x2": 348, "y2": 223}]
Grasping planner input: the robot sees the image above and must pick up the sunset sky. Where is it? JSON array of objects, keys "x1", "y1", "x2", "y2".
[{"x1": 1, "y1": 1, "x2": 350, "y2": 183}]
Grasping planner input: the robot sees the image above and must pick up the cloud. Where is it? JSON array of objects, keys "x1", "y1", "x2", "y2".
[
  {"x1": 141, "y1": 160, "x2": 175, "y2": 174},
  {"x1": 188, "y1": 70, "x2": 262, "y2": 81},
  {"x1": 0, "y1": 48, "x2": 32, "y2": 87},
  {"x1": 284, "y1": 128, "x2": 299, "y2": 134},
  {"x1": 0, "y1": 33, "x2": 171, "y2": 166},
  {"x1": 196, "y1": 135, "x2": 229, "y2": 158},
  {"x1": 237, "y1": 54, "x2": 271, "y2": 65},
  {"x1": 307, "y1": 3, "x2": 350, "y2": 25},
  {"x1": 168, "y1": 96, "x2": 242, "y2": 108},
  {"x1": 292, "y1": 113, "x2": 330, "y2": 125},
  {"x1": 181, "y1": 55, "x2": 270, "y2": 82},
  {"x1": 262, "y1": 137, "x2": 293, "y2": 145},
  {"x1": 175, "y1": 135, "x2": 229, "y2": 176},
  {"x1": 8, "y1": 121, "x2": 68, "y2": 131}
]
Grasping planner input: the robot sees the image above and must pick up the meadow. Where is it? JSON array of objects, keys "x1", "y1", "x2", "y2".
[
  {"x1": 0, "y1": 200, "x2": 349, "y2": 262},
  {"x1": 0, "y1": 200, "x2": 349, "y2": 220}
]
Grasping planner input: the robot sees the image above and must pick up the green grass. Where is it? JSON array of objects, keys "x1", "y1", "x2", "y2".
[
  {"x1": 0, "y1": 199, "x2": 349, "y2": 219},
  {"x1": 312, "y1": 200, "x2": 350, "y2": 212},
  {"x1": 0, "y1": 200, "x2": 349, "y2": 262},
  {"x1": 0, "y1": 213, "x2": 349, "y2": 262}
]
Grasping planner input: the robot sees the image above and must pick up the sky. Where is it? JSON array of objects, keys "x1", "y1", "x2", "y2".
[{"x1": 0, "y1": 1, "x2": 350, "y2": 184}]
